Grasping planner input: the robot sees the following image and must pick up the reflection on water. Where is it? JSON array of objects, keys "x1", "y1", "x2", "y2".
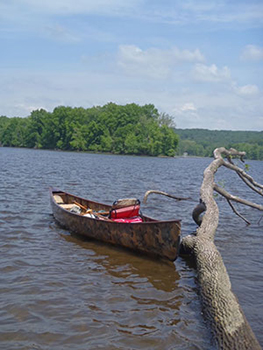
[
  {"x1": 0, "y1": 147, "x2": 262, "y2": 349},
  {"x1": 61, "y1": 231, "x2": 180, "y2": 293}
]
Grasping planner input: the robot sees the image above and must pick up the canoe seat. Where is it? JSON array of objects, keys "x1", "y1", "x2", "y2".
[
  {"x1": 60, "y1": 203, "x2": 75, "y2": 210},
  {"x1": 54, "y1": 195, "x2": 64, "y2": 204}
]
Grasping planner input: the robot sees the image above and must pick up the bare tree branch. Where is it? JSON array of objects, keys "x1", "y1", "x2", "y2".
[
  {"x1": 227, "y1": 157, "x2": 263, "y2": 196},
  {"x1": 226, "y1": 199, "x2": 251, "y2": 225},
  {"x1": 143, "y1": 190, "x2": 190, "y2": 204},
  {"x1": 221, "y1": 149, "x2": 263, "y2": 191},
  {"x1": 213, "y1": 184, "x2": 263, "y2": 211}
]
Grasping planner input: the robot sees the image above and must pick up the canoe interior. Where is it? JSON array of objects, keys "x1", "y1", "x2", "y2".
[{"x1": 52, "y1": 189, "x2": 157, "y2": 222}]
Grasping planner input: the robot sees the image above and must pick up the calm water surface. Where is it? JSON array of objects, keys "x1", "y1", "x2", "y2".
[{"x1": 0, "y1": 148, "x2": 262, "y2": 349}]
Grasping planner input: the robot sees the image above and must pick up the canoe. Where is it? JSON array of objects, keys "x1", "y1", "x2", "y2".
[{"x1": 50, "y1": 188, "x2": 181, "y2": 261}]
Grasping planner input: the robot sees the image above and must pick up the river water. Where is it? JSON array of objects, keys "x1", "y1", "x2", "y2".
[{"x1": 0, "y1": 147, "x2": 262, "y2": 349}]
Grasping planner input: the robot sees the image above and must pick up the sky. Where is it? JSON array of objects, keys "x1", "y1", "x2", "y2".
[{"x1": 0, "y1": 0, "x2": 263, "y2": 130}]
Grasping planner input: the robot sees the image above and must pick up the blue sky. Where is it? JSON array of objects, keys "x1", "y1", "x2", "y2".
[{"x1": 1, "y1": 0, "x2": 263, "y2": 130}]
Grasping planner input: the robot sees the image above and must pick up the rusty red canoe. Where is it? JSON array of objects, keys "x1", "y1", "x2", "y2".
[{"x1": 50, "y1": 188, "x2": 181, "y2": 261}]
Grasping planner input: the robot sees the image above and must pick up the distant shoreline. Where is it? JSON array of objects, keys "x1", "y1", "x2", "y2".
[{"x1": 2, "y1": 145, "x2": 262, "y2": 162}]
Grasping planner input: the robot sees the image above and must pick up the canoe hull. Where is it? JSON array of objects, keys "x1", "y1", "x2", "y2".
[{"x1": 50, "y1": 188, "x2": 181, "y2": 261}]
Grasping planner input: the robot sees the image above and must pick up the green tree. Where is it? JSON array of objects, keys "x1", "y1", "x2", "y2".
[
  {"x1": 1, "y1": 118, "x2": 28, "y2": 147},
  {"x1": 70, "y1": 123, "x2": 89, "y2": 151},
  {"x1": 124, "y1": 133, "x2": 139, "y2": 154},
  {"x1": 25, "y1": 109, "x2": 49, "y2": 148},
  {"x1": 0, "y1": 103, "x2": 180, "y2": 157}
]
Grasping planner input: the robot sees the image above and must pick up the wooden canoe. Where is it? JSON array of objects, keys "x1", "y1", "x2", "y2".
[{"x1": 50, "y1": 188, "x2": 181, "y2": 261}]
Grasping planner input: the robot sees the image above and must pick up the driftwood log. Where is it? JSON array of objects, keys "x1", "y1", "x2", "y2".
[{"x1": 181, "y1": 148, "x2": 262, "y2": 349}]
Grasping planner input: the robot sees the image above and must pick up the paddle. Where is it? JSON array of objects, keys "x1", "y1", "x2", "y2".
[{"x1": 73, "y1": 201, "x2": 111, "y2": 220}]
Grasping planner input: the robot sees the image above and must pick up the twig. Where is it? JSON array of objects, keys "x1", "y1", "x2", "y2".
[
  {"x1": 143, "y1": 190, "x2": 190, "y2": 204},
  {"x1": 213, "y1": 184, "x2": 263, "y2": 211},
  {"x1": 227, "y1": 157, "x2": 263, "y2": 196},
  {"x1": 226, "y1": 199, "x2": 251, "y2": 225}
]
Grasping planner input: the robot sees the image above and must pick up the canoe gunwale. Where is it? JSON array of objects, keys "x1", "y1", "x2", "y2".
[{"x1": 50, "y1": 187, "x2": 181, "y2": 225}]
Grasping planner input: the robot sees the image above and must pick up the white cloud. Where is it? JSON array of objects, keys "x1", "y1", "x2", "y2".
[
  {"x1": 193, "y1": 63, "x2": 231, "y2": 82},
  {"x1": 118, "y1": 45, "x2": 205, "y2": 79},
  {"x1": 180, "y1": 102, "x2": 197, "y2": 112},
  {"x1": 1, "y1": 67, "x2": 262, "y2": 131},
  {"x1": 45, "y1": 24, "x2": 80, "y2": 43},
  {"x1": 1, "y1": 0, "x2": 263, "y2": 32},
  {"x1": 15, "y1": 103, "x2": 47, "y2": 114},
  {"x1": 118, "y1": 45, "x2": 170, "y2": 79},
  {"x1": 0, "y1": 0, "x2": 143, "y2": 36},
  {"x1": 171, "y1": 102, "x2": 200, "y2": 128},
  {"x1": 140, "y1": 1, "x2": 263, "y2": 28},
  {"x1": 235, "y1": 84, "x2": 259, "y2": 96},
  {"x1": 196, "y1": 3, "x2": 263, "y2": 25},
  {"x1": 241, "y1": 45, "x2": 263, "y2": 61},
  {"x1": 171, "y1": 47, "x2": 205, "y2": 62}
]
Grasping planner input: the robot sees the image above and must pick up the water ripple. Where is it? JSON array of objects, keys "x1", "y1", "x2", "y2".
[{"x1": 1, "y1": 148, "x2": 262, "y2": 349}]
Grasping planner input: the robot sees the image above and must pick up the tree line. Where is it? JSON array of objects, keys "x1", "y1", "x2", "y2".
[
  {"x1": 0, "y1": 103, "x2": 179, "y2": 157},
  {"x1": 1, "y1": 104, "x2": 262, "y2": 160},
  {"x1": 176, "y1": 128, "x2": 263, "y2": 160}
]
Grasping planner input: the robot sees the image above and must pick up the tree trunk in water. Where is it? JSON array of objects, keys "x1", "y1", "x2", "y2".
[{"x1": 181, "y1": 148, "x2": 261, "y2": 349}]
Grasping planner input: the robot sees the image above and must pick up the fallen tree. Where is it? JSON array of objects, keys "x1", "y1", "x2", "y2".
[
  {"x1": 181, "y1": 148, "x2": 262, "y2": 349},
  {"x1": 144, "y1": 148, "x2": 262, "y2": 349}
]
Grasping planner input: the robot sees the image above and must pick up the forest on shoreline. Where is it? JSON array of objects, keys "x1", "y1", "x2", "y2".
[
  {"x1": 0, "y1": 103, "x2": 262, "y2": 160},
  {"x1": 176, "y1": 128, "x2": 263, "y2": 160},
  {"x1": 0, "y1": 103, "x2": 179, "y2": 157}
]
